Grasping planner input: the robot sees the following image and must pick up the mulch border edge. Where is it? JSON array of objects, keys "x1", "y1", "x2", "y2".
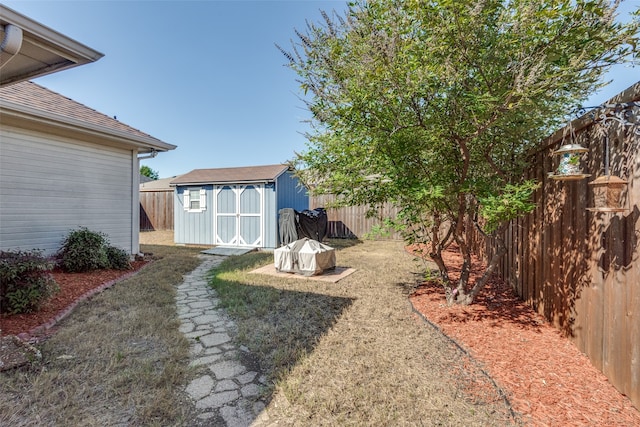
[
  {"x1": 408, "y1": 298, "x2": 521, "y2": 425},
  {"x1": 15, "y1": 262, "x2": 151, "y2": 344}
]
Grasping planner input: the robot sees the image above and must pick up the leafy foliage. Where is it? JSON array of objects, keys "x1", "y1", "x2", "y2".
[
  {"x1": 479, "y1": 181, "x2": 540, "y2": 233},
  {"x1": 58, "y1": 227, "x2": 110, "y2": 272},
  {"x1": 140, "y1": 165, "x2": 159, "y2": 180},
  {"x1": 0, "y1": 250, "x2": 58, "y2": 314},
  {"x1": 106, "y1": 246, "x2": 132, "y2": 271},
  {"x1": 282, "y1": 0, "x2": 639, "y2": 304},
  {"x1": 58, "y1": 227, "x2": 130, "y2": 272}
]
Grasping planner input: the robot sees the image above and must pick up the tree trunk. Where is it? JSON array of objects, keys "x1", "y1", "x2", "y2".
[
  {"x1": 429, "y1": 238, "x2": 452, "y2": 289},
  {"x1": 458, "y1": 234, "x2": 507, "y2": 305},
  {"x1": 428, "y1": 214, "x2": 457, "y2": 303},
  {"x1": 453, "y1": 201, "x2": 474, "y2": 304}
]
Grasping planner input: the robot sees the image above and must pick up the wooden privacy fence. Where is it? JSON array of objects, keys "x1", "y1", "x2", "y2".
[
  {"x1": 310, "y1": 194, "x2": 402, "y2": 240},
  {"x1": 478, "y1": 82, "x2": 640, "y2": 408},
  {"x1": 140, "y1": 190, "x2": 173, "y2": 231},
  {"x1": 139, "y1": 188, "x2": 402, "y2": 237}
]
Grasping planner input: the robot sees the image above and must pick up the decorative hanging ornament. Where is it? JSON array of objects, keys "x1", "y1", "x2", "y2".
[{"x1": 586, "y1": 130, "x2": 629, "y2": 213}]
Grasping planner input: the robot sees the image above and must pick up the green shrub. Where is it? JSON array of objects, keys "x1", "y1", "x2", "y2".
[
  {"x1": 0, "y1": 250, "x2": 59, "y2": 315},
  {"x1": 106, "y1": 246, "x2": 132, "y2": 270},
  {"x1": 58, "y1": 227, "x2": 110, "y2": 272},
  {"x1": 58, "y1": 227, "x2": 132, "y2": 272}
]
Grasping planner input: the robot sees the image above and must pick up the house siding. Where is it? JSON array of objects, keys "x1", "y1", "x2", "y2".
[
  {"x1": 274, "y1": 170, "x2": 308, "y2": 247},
  {"x1": 0, "y1": 126, "x2": 135, "y2": 255},
  {"x1": 264, "y1": 183, "x2": 277, "y2": 248}
]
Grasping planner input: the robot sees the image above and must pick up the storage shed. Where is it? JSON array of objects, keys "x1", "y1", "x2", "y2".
[{"x1": 171, "y1": 165, "x2": 308, "y2": 249}]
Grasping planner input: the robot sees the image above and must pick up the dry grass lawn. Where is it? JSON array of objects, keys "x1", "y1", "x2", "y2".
[
  {"x1": 1, "y1": 233, "x2": 517, "y2": 426},
  {"x1": 0, "y1": 244, "x2": 205, "y2": 426},
  {"x1": 139, "y1": 229, "x2": 176, "y2": 246},
  {"x1": 210, "y1": 239, "x2": 518, "y2": 426}
]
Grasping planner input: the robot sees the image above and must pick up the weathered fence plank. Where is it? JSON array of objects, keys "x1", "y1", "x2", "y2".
[
  {"x1": 477, "y1": 82, "x2": 640, "y2": 408},
  {"x1": 309, "y1": 195, "x2": 402, "y2": 240},
  {"x1": 139, "y1": 190, "x2": 174, "y2": 231}
]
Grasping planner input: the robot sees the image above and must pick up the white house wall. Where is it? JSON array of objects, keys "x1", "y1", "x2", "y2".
[{"x1": 0, "y1": 126, "x2": 135, "y2": 255}]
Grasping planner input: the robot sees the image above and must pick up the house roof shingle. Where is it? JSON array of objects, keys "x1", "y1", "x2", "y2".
[
  {"x1": 140, "y1": 175, "x2": 181, "y2": 191},
  {"x1": 0, "y1": 81, "x2": 175, "y2": 151},
  {"x1": 171, "y1": 164, "x2": 290, "y2": 185}
]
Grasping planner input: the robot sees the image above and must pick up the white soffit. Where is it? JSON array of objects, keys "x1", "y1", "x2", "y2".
[{"x1": 0, "y1": 4, "x2": 103, "y2": 87}]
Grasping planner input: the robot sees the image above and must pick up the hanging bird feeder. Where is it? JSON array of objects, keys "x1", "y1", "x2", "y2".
[
  {"x1": 588, "y1": 175, "x2": 628, "y2": 212},
  {"x1": 587, "y1": 132, "x2": 628, "y2": 213},
  {"x1": 551, "y1": 101, "x2": 639, "y2": 211},
  {"x1": 548, "y1": 143, "x2": 591, "y2": 181}
]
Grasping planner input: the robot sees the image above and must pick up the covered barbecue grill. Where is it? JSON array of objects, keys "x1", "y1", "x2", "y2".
[{"x1": 274, "y1": 238, "x2": 336, "y2": 276}]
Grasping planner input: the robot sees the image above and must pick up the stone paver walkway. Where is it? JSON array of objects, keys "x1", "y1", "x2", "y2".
[{"x1": 177, "y1": 254, "x2": 270, "y2": 426}]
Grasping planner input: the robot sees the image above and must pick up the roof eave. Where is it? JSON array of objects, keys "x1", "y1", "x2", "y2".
[
  {"x1": 0, "y1": 5, "x2": 104, "y2": 87},
  {"x1": 170, "y1": 179, "x2": 274, "y2": 187},
  {"x1": 0, "y1": 100, "x2": 176, "y2": 152}
]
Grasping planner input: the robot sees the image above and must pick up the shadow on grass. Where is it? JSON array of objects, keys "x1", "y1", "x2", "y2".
[
  {"x1": 207, "y1": 252, "x2": 354, "y2": 406},
  {"x1": 323, "y1": 237, "x2": 363, "y2": 250}
]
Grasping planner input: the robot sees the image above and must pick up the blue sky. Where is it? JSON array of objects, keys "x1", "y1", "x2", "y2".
[{"x1": 4, "y1": 0, "x2": 639, "y2": 179}]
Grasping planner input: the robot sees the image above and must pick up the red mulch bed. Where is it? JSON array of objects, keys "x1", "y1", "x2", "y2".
[
  {"x1": 0, "y1": 261, "x2": 147, "y2": 339},
  {"x1": 409, "y1": 245, "x2": 640, "y2": 426}
]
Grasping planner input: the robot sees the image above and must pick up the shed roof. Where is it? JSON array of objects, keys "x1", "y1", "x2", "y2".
[
  {"x1": 0, "y1": 81, "x2": 175, "y2": 152},
  {"x1": 171, "y1": 164, "x2": 290, "y2": 186}
]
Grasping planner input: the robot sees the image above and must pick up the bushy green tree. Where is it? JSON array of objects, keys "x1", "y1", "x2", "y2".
[
  {"x1": 281, "y1": 0, "x2": 639, "y2": 304},
  {"x1": 140, "y1": 165, "x2": 159, "y2": 180}
]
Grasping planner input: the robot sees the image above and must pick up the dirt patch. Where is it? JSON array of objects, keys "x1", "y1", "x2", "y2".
[
  {"x1": 139, "y1": 229, "x2": 175, "y2": 246},
  {"x1": 250, "y1": 264, "x2": 356, "y2": 283},
  {"x1": 409, "y1": 245, "x2": 640, "y2": 426},
  {"x1": 0, "y1": 336, "x2": 41, "y2": 371}
]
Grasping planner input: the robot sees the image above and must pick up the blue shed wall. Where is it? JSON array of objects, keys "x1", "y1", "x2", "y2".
[
  {"x1": 275, "y1": 171, "x2": 309, "y2": 246},
  {"x1": 173, "y1": 171, "x2": 307, "y2": 248},
  {"x1": 174, "y1": 185, "x2": 214, "y2": 245},
  {"x1": 276, "y1": 170, "x2": 308, "y2": 212}
]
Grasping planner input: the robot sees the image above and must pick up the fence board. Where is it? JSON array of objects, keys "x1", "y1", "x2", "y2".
[
  {"x1": 475, "y1": 82, "x2": 640, "y2": 408},
  {"x1": 309, "y1": 195, "x2": 402, "y2": 240},
  {"x1": 140, "y1": 190, "x2": 174, "y2": 231}
]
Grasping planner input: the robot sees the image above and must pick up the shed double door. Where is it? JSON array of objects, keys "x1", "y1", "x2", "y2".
[{"x1": 214, "y1": 185, "x2": 263, "y2": 247}]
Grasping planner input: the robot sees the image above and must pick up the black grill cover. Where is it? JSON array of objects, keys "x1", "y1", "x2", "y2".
[{"x1": 295, "y1": 208, "x2": 328, "y2": 242}]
